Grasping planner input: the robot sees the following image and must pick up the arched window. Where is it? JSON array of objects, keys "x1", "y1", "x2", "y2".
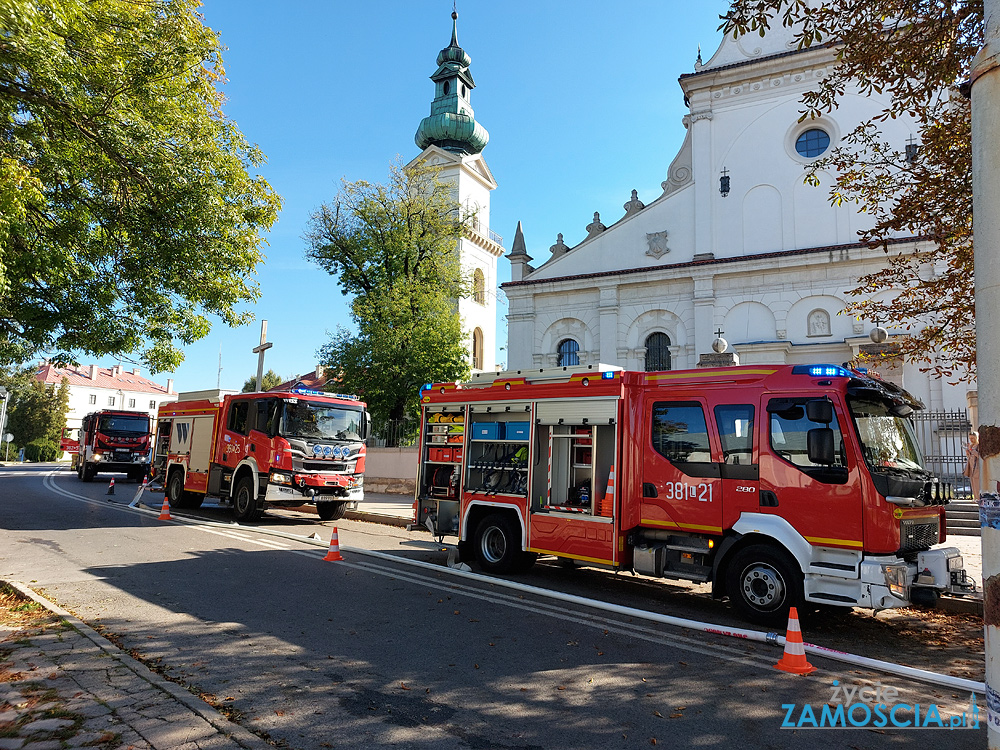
[
  {"x1": 557, "y1": 338, "x2": 579, "y2": 367},
  {"x1": 473, "y1": 269, "x2": 485, "y2": 305},
  {"x1": 645, "y1": 332, "x2": 671, "y2": 372},
  {"x1": 472, "y1": 328, "x2": 483, "y2": 370}
]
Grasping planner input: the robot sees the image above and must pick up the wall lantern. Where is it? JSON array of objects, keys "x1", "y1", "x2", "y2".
[{"x1": 719, "y1": 168, "x2": 730, "y2": 197}]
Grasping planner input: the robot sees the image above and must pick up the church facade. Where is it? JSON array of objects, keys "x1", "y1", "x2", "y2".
[{"x1": 501, "y1": 18, "x2": 973, "y2": 415}]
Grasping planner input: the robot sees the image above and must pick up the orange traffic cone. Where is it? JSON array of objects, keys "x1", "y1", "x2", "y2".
[
  {"x1": 774, "y1": 607, "x2": 816, "y2": 675},
  {"x1": 597, "y1": 464, "x2": 616, "y2": 517},
  {"x1": 323, "y1": 527, "x2": 344, "y2": 562},
  {"x1": 158, "y1": 498, "x2": 172, "y2": 521},
  {"x1": 106, "y1": 477, "x2": 115, "y2": 495}
]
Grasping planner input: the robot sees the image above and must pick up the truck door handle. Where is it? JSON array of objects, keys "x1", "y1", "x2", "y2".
[
  {"x1": 759, "y1": 490, "x2": 778, "y2": 507},
  {"x1": 643, "y1": 483, "x2": 657, "y2": 498}
]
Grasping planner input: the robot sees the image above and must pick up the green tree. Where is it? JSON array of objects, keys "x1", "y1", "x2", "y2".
[
  {"x1": 241, "y1": 368, "x2": 283, "y2": 393},
  {"x1": 0, "y1": 0, "x2": 281, "y2": 373},
  {"x1": 306, "y1": 160, "x2": 471, "y2": 424},
  {"x1": 722, "y1": 1, "x2": 981, "y2": 380},
  {"x1": 5, "y1": 371, "x2": 69, "y2": 446}
]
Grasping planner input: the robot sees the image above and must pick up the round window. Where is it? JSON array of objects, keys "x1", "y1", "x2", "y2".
[
  {"x1": 795, "y1": 128, "x2": 830, "y2": 158},
  {"x1": 443, "y1": 81, "x2": 450, "y2": 95}
]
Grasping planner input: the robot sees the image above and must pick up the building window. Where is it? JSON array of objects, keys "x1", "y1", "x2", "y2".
[
  {"x1": 644, "y1": 332, "x2": 671, "y2": 372},
  {"x1": 795, "y1": 128, "x2": 830, "y2": 158},
  {"x1": 88, "y1": 394, "x2": 96, "y2": 405},
  {"x1": 444, "y1": 80, "x2": 450, "y2": 95},
  {"x1": 472, "y1": 328, "x2": 484, "y2": 370},
  {"x1": 557, "y1": 338, "x2": 579, "y2": 367},
  {"x1": 473, "y1": 269, "x2": 486, "y2": 305},
  {"x1": 108, "y1": 396, "x2": 115, "y2": 406},
  {"x1": 149, "y1": 400, "x2": 156, "y2": 410},
  {"x1": 128, "y1": 398, "x2": 135, "y2": 408}
]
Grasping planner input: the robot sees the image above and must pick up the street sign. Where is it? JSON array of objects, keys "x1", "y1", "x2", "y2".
[{"x1": 2, "y1": 433, "x2": 12, "y2": 443}]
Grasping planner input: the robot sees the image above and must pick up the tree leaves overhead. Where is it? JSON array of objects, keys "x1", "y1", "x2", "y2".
[
  {"x1": 306, "y1": 160, "x2": 471, "y2": 423},
  {"x1": 0, "y1": 0, "x2": 281, "y2": 372},
  {"x1": 722, "y1": 1, "x2": 981, "y2": 380}
]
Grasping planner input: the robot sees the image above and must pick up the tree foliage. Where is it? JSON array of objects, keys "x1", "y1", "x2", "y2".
[
  {"x1": 722, "y1": 1, "x2": 981, "y2": 380},
  {"x1": 241, "y1": 368, "x2": 283, "y2": 393},
  {"x1": 1, "y1": 367, "x2": 69, "y2": 446},
  {"x1": 306, "y1": 160, "x2": 471, "y2": 423},
  {"x1": 0, "y1": 0, "x2": 281, "y2": 372}
]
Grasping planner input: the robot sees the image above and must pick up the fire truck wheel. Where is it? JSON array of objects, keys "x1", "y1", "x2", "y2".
[
  {"x1": 81, "y1": 463, "x2": 96, "y2": 482},
  {"x1": 474, "y1": 513, "x2": 527, "y2": 574},
  {"x1": 233, "y1": 475, "x2": 264, "y2": 522},
  {"x1": 167, "y1": 471, "x2": 203, "y2": 509},
  {"x1": 317, "y1": 501, "x2": 347, "y2": 521},
  {"x1": 76, "y1": 461, "x2": 83, "y2": 479},
  {"x1": 726, "y1": 544, "x2": 803, "y2": 626}
]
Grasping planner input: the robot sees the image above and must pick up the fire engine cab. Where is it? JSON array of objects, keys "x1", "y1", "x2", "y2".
[
  {"x1": 414, "y1": 363, "x2": 974, "y2": 624},
  {"x1": 155, "y1": 389, "x2": 371, "y2": 522}
]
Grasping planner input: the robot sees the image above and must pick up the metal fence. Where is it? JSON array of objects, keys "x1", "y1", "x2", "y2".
[
  {"x1": 908, "y1": 409, "x2": 971, "y2": 496},
  {"x1": 368, "y1": 419, "x2": 418, "y2": 448}
]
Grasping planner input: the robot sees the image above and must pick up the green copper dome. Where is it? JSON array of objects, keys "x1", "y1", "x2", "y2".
[{"x1": 414, "y1": 12, "x2": 489, "y2": 156}]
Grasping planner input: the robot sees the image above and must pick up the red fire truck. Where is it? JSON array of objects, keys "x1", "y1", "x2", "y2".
[
  {"x1": 76, "y1": 410, "x2": 152, "y2": 482},
  {"x1": 154, "y1": 388, "x2": 371, "y2": 522},
  {"x1": 414, "y1": 363, "x2": 974, "y2": 624}
]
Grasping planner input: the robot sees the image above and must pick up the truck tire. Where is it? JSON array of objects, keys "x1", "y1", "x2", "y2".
[
  {"x1": 233, "y1": 475, "x2": 264, "y2": 522},
  {"x1": 76, "y1": 461, "x2": 83, "y2": 479},
  {"x1": 167, "y1": 470, "x2": 204, "y2": 509},
  {"x1": 726, "y1": 544, "x2": 804, "y2": 626},
  {"x1": 474, "y1": 513, "x2": 531, "y2": 574},
  {"x1": 81, "y1": 462, "x2": 96, "y2": 482},
  {"x1": 317, "y1": 501, "x2": 348, "y2": 521}
]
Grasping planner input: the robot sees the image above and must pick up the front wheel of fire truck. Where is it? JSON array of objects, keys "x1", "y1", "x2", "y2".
[
  {"x1": 725, "y1": 544, "x2": 804, "y2": 627},
  {"x1": 81, "y1": 462, "x2": 96, "y2": 482},
  {"x1": 474, "y1": 513, "x2": 536, "y2": 574},
  {"x1": 316, "y1": 501, "x2": 348, "y2": 521},
  {"x1": 233, "y1": 475, "x2": 264, "y2": 522}
]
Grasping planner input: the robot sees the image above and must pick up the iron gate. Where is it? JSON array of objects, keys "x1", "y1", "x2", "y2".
[{"x1": 907, "y1": 410, "x2": 971, "y2": 498}]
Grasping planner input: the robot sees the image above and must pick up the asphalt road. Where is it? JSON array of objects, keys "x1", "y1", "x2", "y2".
[{"x1": 0, "y1": 464, "x2": 988, "y2": 749}]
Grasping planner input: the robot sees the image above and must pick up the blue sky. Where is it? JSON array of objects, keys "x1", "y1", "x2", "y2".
[{"x1": 114, "y1": 1, "x2": 732, "y2": 391}]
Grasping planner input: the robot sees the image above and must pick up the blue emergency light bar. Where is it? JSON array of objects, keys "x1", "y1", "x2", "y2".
[
  {"x1": 289, "y1": 388, "x2": 360, "y2": 401},
  {"x1": 791, "y1": 365, "x2": 853, "y2": 378},
  {"x1": 602, "y1": 371, "x2": 616, "y2": 380}
]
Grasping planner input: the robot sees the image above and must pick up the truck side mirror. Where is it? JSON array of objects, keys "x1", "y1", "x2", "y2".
[
  {"x1": 807, "y1": 428, "x2": 835, "y2": 465},
  {"x1": 806, "y1": 398, "x2": 833, "y2": 425},
  {"x1": 362, "y1": 411, "x2": 372, "y2": 441}
]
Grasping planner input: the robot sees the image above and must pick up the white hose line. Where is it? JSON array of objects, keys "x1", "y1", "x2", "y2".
[{"x1": 126, "y1": 492, "x2": 986, "y2": 694}]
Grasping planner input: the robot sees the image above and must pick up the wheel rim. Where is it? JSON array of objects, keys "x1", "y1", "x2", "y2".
[
  {"x1": 169, "y1": 475, "x2": 181, "y2": 503},
  {"x1": 480, "y1": 526, "x2": 507, "y2": 564},
  {"x1": 739, "y1": 562, "x2": 786, "y2": 611},
  {"x1": 235, "y1": 485, "x2": 251, "y2": 514}
]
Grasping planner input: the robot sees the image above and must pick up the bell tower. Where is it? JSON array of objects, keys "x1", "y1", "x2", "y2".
[{"x1": 411, "y1": 12, "x2": 501, "y2": 372}]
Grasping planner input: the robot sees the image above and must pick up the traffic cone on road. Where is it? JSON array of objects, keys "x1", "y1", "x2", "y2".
[
  {"x1": 323, "y1": 527, "x2": 344, "y2": 562},
  {"x1": 106, "y1": 478, "x2": 115, "y2": 495},
  {"x1": 774, "y1": 607, "x2": 817, "y2": 675},
  {"x1": 158, "y1": 498, "x2": 172, "y2": 521}
]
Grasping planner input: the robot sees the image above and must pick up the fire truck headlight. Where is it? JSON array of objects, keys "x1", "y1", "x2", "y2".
[
  {"x1": 270, "y1": 473, "x2": 292, "y2": 486},
  {"x1": 881, "y1": 563, "x2": 908, "y2": 598},
  {"x1": 92, "y1": 453, "x2": 103, "y2": 462}
]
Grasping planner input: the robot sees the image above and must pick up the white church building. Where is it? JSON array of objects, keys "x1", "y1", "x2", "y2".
[{"x1": 501, "y1": 15, "x2": 974, "y2": 419}]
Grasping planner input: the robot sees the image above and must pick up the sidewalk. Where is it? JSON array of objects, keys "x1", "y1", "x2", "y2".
[{"x1": 0, "y1": 583, "x2": 269, "y2": 750}]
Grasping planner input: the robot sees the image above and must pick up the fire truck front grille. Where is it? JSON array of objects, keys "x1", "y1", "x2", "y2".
[
  {"x1": 899, "y1": 517, "x2": 940, "y2": 553},
  {"x1": 302, "y1": 461, "x2": 348, "y2": 473}
]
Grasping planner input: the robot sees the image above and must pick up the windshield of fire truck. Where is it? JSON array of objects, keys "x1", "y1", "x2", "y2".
[
  {"x1": 280, "y1": 400, "x2": 363, "y2": 442},
  {"x1": 97, "y1": 415, "x2": 149, "y2": 436},
  {"x1": 849, "y1": 397, "x2": 924, "y2": 471}
]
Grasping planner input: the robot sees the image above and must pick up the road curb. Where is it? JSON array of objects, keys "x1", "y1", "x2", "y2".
[
  {"x1": 345, "y1": 509, "x2": 411, "y2": 527},
  {"x1": 4, "y1": 580, "x2": 272, "y2": 750}
]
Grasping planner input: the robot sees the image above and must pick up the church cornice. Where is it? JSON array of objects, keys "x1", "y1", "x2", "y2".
[
  {"x1": 679, "y1": 41, "x2": 837, "y2": 83},
  {"x1": 502, "y1": 236, "x2": 922, "y2": 290}
]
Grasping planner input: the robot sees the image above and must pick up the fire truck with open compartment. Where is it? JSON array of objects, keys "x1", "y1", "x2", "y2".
[
  {"x1": 76, "y1": 410, "x2": 152, "y2": 482},
  {"x1": 154, "y1": 388, "x2": 371, "y2": 522},
  {"x1": 414, "y1": 363, "x2": 973, "y2": 624}
]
